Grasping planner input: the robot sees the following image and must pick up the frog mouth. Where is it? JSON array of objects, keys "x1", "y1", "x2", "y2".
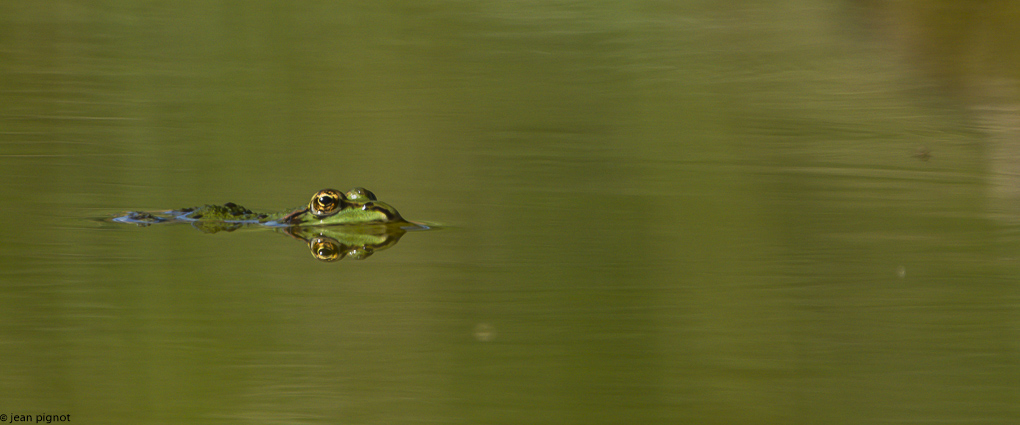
[{"x1": 278, "y1": 207, "x2": 311, "y2": 224}]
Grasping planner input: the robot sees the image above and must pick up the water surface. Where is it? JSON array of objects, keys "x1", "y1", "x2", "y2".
[{"x1": 1, "y1": 1, "x2": 1018, "y2": 424}]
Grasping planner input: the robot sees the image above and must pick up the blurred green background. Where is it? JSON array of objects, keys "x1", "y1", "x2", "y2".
[{"x1": 1, "y1": 1, "x2": 1018, "y2": 424}]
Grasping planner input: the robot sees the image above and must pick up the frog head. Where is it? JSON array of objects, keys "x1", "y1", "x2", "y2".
[{"x1": 277, "y1": 188, "x2": 405, "y2": 226}]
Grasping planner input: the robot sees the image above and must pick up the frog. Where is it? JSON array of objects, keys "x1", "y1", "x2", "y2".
[
  {"x1": 112, "y1": 188, "x2": 425, "y2": 262},
  {"x1": 114, "y1": 187, "x2": 409, "y2": 231}
]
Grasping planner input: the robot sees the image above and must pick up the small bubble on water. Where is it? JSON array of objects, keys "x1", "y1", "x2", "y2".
[{"x1": 473, "y1": 323, "x2": 495, "y2": 342}]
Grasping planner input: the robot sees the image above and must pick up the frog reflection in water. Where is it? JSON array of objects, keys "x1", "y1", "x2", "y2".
[{"x1": 114, "y1": 188, "x2": 423, "y2": 262}]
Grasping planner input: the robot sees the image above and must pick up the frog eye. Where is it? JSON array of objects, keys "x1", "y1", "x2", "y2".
[
  {"x1": 346, "y1": 187, "x2": 377, "y2": 201},
  {"x1": 309, "y1": 237, "x2": 343, "y2": 262},
  {"x1": 310, "y1": 189, "x2": 346, "y2": 218}
]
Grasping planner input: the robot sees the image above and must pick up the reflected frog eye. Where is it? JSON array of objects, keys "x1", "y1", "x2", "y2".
[
  {"x1": 310, "y1": 189, "x2": 346, "y2": 218},
  {"x1": 309, "y1": 237, "x2": 343, "y2": 262}
]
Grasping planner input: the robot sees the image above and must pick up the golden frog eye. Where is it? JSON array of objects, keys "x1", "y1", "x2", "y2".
[
  {"x1": 310, "y1": 189, "x2": 346, "y2": 218},
  {"x1": 309, "y1": 237, "x2": 343, "y2": 262}
]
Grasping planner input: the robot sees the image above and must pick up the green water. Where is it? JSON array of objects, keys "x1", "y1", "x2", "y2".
[{"x1": 2, "y1": 1, "x2": 1018, "y2": 424}]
